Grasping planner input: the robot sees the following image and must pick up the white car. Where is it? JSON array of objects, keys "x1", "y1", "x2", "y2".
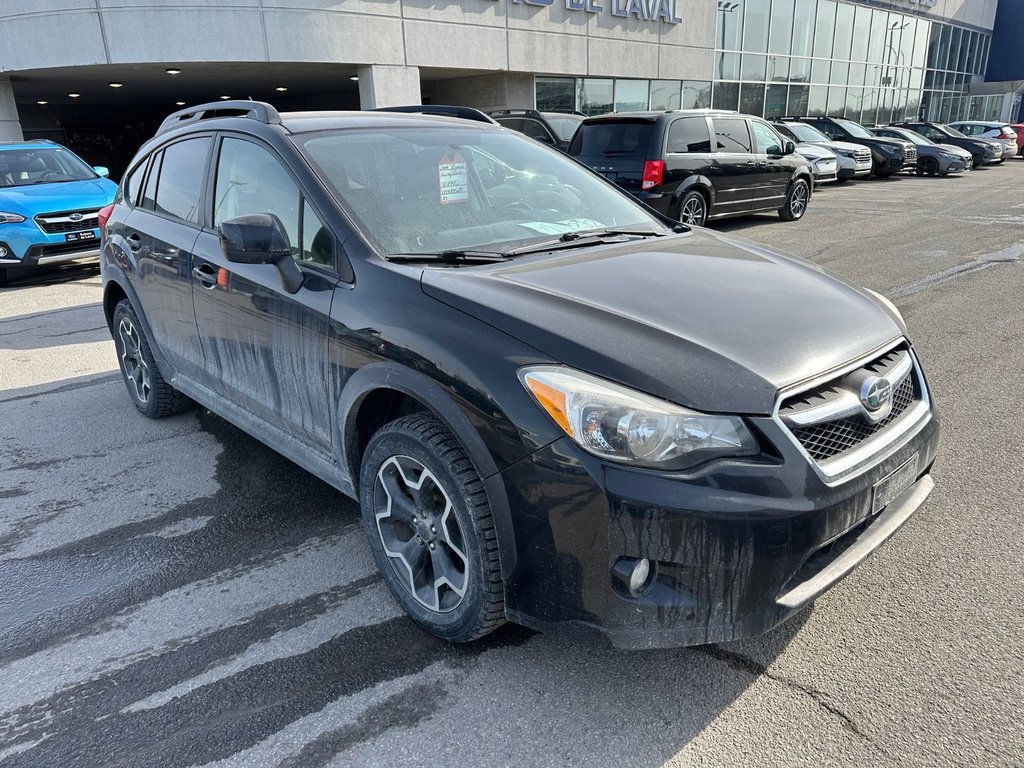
[
  {"x1": 794, "y1": 142, "x2": 839, "y2": 184},
  {"x1": 948, "y1": 121, "x2": 1018, "y2": 160},
  {"x1": 772, "y1": 120, "x2": 873, "y2": 182}
]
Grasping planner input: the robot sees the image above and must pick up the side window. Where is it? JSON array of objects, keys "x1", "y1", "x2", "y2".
[
  {"x1": 141, "y1": 151, "x2": 162, "y2": 211},
  {"x1": 520, "y1": 119, "x2": 554, "y2": 144},
  {"x1": 750, "y1": 121, "x2": 783, "y2": 155},
  {"x1": 118, "y1": 159, "x2": 146, "y2": 206},
  {"x1": 712, "y1": 117, "x2": 752, "y2": 153},
  {"x1": 300, "y1": 199, "x2": 333, "y2": 268},
  {"x1": 667, "y1": 118, "x2": 711, "y2": 153},
  {"x1": 496, "y1": 118, "x2": 524, "y2": 133},
  {"x1": 154, "y1": 137, "x2": 211, "y2": 224},
  {"x1": 816, "y1": 122, "x2": 841, "y2": 139},
  {"x1": 214, "y1": 137, "x2": 300, "y2": 257}
]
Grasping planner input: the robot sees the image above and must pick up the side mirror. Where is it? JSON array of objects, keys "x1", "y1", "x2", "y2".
[
  {"x1": 93, "y1": 166, "x2": 110, "y2": 178},
  {"x1": 784, "y1": 140, "x2": 796, "y2": 155},
  {"x1": 219, "y1": 213, "x2": 303, "y2": 294}
]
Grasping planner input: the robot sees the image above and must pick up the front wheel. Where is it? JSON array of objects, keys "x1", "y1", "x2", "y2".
[
  {"x1": 919, "y1": 157, "x2": 939, "y2": 176},
  {"x1": 111, "y1": 300, "x2": 192, "y2": 418},
  {"x1": 359, "y1": 414, "x2": 505, "y2": 643},
  {"x1": 778, "y1": 178, "x2": 810, "y2": 221},
  {"x1": 675, "y1": 190, "x2": 708, "y2": 227}
]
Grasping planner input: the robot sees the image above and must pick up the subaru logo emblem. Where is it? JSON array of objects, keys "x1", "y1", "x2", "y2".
[
  {"x1": 860, "y1": 376, "x2": 892, "y2": 412},
  {"x1": 69, "y1": 213, "x2": 83, "y2": 221}
]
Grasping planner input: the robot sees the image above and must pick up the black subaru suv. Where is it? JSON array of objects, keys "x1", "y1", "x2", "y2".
[
  {"x1": 98, "y1": 101, "x2": 938, "y2": 649},
  {"x1": 568, "y1": 110, "x2": 814, "y2": 227},
  {"x1": 792, "y1": 116, "x2": 915, "y2": 178}
]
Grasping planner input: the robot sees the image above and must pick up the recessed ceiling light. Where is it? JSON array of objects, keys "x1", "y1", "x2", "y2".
[
  {"x1": 166, "y1": 68, "x2": 182, "y2": 75},
  {"x1": 67, "y1": 92, "x2": 80, "y2": 98},
  {"x1": 349, "y1": 76, "x2": 359, "y2": 81},
  {"x1": 175, "y1": 101, "x2": 186, "y2": 106},
  {"x1": 275, "y1": 86, "x2": 288, "y2": 92},
  {"x1": 220, "y1": 95, "x2": 231, "y2": 100},
  {"x1": 36, "y1": 100, "x2": 48, "y2": 105},
  {"x1": 108, "y1": 82, "x2": 123, "y2": 88}
]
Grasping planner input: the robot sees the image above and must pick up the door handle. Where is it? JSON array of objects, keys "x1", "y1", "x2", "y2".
[
  {"x1": 192, "y1": 264, "x2": 218, "y2": 288},
  {"x1": 125, "y1": 233, "x2": 142, "y2": 251}
]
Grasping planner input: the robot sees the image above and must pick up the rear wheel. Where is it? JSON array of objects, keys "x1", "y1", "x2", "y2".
[
  {"x1": 359, "y1": 414, "x2": 505, "y2": 643},
  {"x1": 111, "y1": 300, "x2": 192, "y2": 418},
  {"x1": 675, "y1": 190, "x2": 707, "y2": 227},
  {"x1": 778, "y1": 178, "x2": 810, "y2": 221}
]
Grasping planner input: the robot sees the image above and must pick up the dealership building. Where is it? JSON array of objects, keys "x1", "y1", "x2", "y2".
[{"x1": 0, "y1": 0, "x2": 1021, "y2": 175}]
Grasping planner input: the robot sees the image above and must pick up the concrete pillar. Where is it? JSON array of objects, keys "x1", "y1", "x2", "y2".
[
  {"x1": 428, "y1": 73, "x2": 536, "y2": 112},
  {"x1": 357, "y1": 65, "x2": 421, "y2": 109},
  {"x1": 0, "y1": 77, "x2": 24, "y2": 142}
]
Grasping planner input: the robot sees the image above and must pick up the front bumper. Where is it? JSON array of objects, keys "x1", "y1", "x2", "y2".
[
  {"x1": 499, "y1": 410, "x2": 939, "y2": 649},
  {"x1": 936, "y1": 155, "x2": 969, "y2": 174},
  {"x1": 0, "y1": 227, "x2": 101, "y2": 270},
  {"x1": 836, "y1": 156, "x2": 873, "y2": 179}
]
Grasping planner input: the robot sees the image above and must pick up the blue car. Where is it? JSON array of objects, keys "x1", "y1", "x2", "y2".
[{"x1": 0, "y1": 139, "x2": 117, "y2": 286}]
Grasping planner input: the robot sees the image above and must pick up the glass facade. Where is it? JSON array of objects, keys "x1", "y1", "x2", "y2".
[{"x1": 535, "y1": 1, "x2": 999, "y2": 125}]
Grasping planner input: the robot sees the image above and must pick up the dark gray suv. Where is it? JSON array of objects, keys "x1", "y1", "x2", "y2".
[{"x1": 97, "y1": 101, "x2": 938, "y2": 649}]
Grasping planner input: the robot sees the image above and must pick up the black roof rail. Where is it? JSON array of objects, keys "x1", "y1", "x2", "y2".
[
  {"x1": 157, "y1": 100, "x2": 282, "y2": 135},
  {"x1": 374, "y1": 105, "x2": 497, "y2": 124},
  {"x1": 488, "y1": 108, "x2": 543, "y2": 118}
]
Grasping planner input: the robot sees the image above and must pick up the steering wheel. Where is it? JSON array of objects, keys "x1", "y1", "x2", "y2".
[
  {"x1": 40, "y1": 170, "x2": 63, "y2": 180},
  {"x1": 503, "y1": 200, "x2": 534, "y2": 214}
]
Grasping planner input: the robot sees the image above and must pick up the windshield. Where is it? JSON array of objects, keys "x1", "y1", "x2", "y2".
[
  {"x1": 942, "y1": 125, "x2": 968, "y2": 138},
  {"x1": 835, "y1": 119, "x2": 875, "y2": 139},
  {"x1": 785, "y1": 123, "x2": 832, "y2": 143},
  {"x1": 546, "y1": 116, "x2": 583, "y2": 142},
  {"x1": 0, "y1": 147, "x2": 97, "y2": 188},
  {"x1": 886, "y1": 129, "x2": 930, "y2": 146},
  {"x1": 298, "y1": 127, "x2": 665, "y2": 256}
]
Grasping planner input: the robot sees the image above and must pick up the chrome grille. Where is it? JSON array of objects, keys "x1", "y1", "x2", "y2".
[
  {"x1": 905, "y1": 147, "x2": 918, "y2": 164},
  {"x1": 853, "y1": 148, "x2": 871, "y2": 162},
  {"x1": 791, "y1": 375, "x2": 915, "y2": 461},
  {"x1": 34, "y1": 209, "x2": 99, "y2": 234}
]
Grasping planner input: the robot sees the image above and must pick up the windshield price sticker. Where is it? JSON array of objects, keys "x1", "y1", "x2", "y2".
[{"x1": 438, "y1": 153, "x2": 469, "y2": 205}]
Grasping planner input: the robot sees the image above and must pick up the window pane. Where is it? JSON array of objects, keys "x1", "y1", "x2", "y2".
[
  {"x1": 791, "y1": 0, "x2": 815, "y2": 57},
  {"x1": 124, "y1": 160, "x2": 145, "y2": 206},
  {"x1": 300, "y1": 199, "x2": 332, "y2": 267},
  {"x1": 808, "y1": 84, "x2": 828, "y2": 116},
  {"x1": 913, "y1": 20, "x2": 931, "y2": 69},
  {"x1": 788, "y1": 85, "x2": 810, "y2": 115},
  {"x1": 214, "y1": 137, "x2": 299, "y2": 254},
  {"x1": 827, "y1": 86, "x2": 847, "y2": 115},
  {"x1": 719, "y1": 3, "x2": 743, "y2": 50},
  {"x1": 713, "y1": 81, "x2": 740, "y2": 111},
  {"x1": 578, "y1": 79, "x2": 613, "y2": 116},
  {"x1": 765, "y1": 84, "x2": 789, "y2": 118},
  {"x1": 667, "y1": 117, "x2": 712, "y2": 153},
  {"x1": 682, "y1": 81, "x2": 712, "y2": 108},
  {"x1": 740, "y1": 83, "x2": 766, "y2": 116},
  {"x1": 614, "y1": 80, "x2": 649, "y2": 112},
  {"x1": 848, "y1": 62, "x2": 866, "y2": 87},
  {"x1": 751, "y1": 120, "x2": 783, "y2": 154},
  {"x1": 845, "y1": 87, "x2": 863, "y2": 123},
  {"x1": 812, "y1": 0, "x2": 835, "y2": 58},
  {"x1": 155, "y1": 138, "x2": 210, "y2": 224},
  {"x1": 851, "y1": 5, "x2": 871, "y2": 62},
  {"x1": 867, "y1": 9, "x2": 886, "y2": 65},
  {"x1": 743, "y1": 0, "x2": 770, "y2": 52},
  {"x1": 811, "y1": 58, "x2": 831, "y2": 84},
  {"x1": 717, "y1": 52, "x2": 741, "y2": 80},
  {"x1": 536, "y1": 77, "x2": 575, "y2": 112},
  {"x1": 831, "y1": 61, "x2": 850, "y2": 86},
  {"x1": 769, "y1": 56, "x2": 789, "y2": 81},
  {"x1": 520, "y1": 119, "x2": 553, "y2": 143},
  {"x1": 741, "y1": 54, "x2": 767, "y2": 81},
  {"x1": 712, "y1": 117, "x2": 752, "y2": 152},
  {"x1": 141, "y1": 151, "x2": 161, "y2": 210},
  {"x1": 769, "y1": 0, "x2": 794, "y2": 54},
  {"x1": 832, "y1": 2, "x2": 853, "y2": 60},
  {"x1": 650, "y1": 80, "x2": 682, "y2": 110},
  {"x1": 790, "y1": 57, "x2": 811, "y2": 83}
]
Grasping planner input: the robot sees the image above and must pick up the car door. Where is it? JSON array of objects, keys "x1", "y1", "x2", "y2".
[
  {"x1": 190, "y1": 134, "x2": 341, "y2": 455},
  {"x1": 749, "y1": 119, "x2": 792, "y2": 210},
  {"x1": 707, "y1": 116, "x2": 757, "y2": 215},
  {"x1": 122, "y1": 136, "x2": 212, "y2": 380}
]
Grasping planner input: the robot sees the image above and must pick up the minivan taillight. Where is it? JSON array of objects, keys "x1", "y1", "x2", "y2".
[
  {"x1": 641, "y1": 160, "x2": 664, "y2": 190},
  {"x1": 98, "y1": 204, "x2": 114, "y2": 237}
]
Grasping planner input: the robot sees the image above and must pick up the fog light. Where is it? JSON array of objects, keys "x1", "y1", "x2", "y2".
[
  {"x1": 0, "y1": 246, "x2": 8, "y2": 258},
  {"x1": 629, "y1": 558, "x2": 651, "y2": 594},
  {"x1": 613, "y1": 556, "x2": 656, "y2": 597}
]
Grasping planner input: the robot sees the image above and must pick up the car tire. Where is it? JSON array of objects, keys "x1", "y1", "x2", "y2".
[
  {"x1": 920, "y1": 157, "x2": 939, "y2": 176},
  {"x1": 778, "y1": 178, "x2": 810, "y2": 222},
  {"x1": 675, "y1": 190, "x2": 708, "y2": 227},
  {"x1": 359, "y1": 413, "x2": 505, "y2": 643},
  {"x1": 112, "y1": 299, "x2": 192, "y2": 418}
]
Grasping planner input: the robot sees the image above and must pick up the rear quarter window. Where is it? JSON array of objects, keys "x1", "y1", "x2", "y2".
[
  {"x1": 569, "y1": 121, "x2": 654, "y2": 158},
  {"x1": 667, "y1": 118, "x2": 711, "y2": 153}
]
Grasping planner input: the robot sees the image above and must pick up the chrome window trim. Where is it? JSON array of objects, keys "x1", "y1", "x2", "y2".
[{"x1": 772, "y1": 339, "x2": 932, "y2": 487}]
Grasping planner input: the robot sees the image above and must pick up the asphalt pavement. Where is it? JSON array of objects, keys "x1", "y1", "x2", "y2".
[{"x1": 1, "y1": 160, "x2": 1022, "y2": 768}]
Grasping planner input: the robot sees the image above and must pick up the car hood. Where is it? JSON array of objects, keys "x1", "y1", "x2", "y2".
[
  {"x1": 796, "y1": 143, "x2": 836, "y2": 160},
  {"x1": 0, "y1": 178, "x2": 116, "y2": 215},
  {"x1": 934, "y1": 144, "x2": 973, "y2": 158},
  {"x1": 420, "y1": 230, "x2": 901, "y2": 415},
  {"x1": 814, "y1": 139, "x2": 866, "y2": 155}
]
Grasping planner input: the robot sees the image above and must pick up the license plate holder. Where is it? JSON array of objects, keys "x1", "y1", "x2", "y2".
[
  {"x1": 872, "y1": 454, "x2": 919, "y2": 515},
  {"x1": 65, "y1": 231, "x2": 97, "y2": 243}
]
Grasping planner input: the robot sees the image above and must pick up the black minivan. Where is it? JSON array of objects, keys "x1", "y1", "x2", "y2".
[
  {"x1": 98, "y1": 101, "x2": 938, "y2": 649},
  {"x1": 568, "y1": 110, "x2": 814, "y2": 227}
]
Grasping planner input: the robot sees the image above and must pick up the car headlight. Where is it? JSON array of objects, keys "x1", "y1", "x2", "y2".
[
  {"x1": 880, "y1": 144, "x2": 900, "y2": 156},
  {"x1": 519, "y1": 366, "x2": 759, "y2": 469},
  {"x1": 0, "y1": 212, "x2": 26, "y2": 224}
]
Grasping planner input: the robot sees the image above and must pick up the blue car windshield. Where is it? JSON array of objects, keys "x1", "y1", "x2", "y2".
[
  {"x1": 297, "y1": 126, "x2": 665, "y2": 256},
  {"x1": 0, "y1": 147, "x2": 97, "y2": 188}
]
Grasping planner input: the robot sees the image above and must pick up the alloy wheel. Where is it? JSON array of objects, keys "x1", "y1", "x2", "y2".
[
  {"x1": 680, "y1": 195, "x2": 705, "y2": 226},
  {"x1": 373, "y1": 455, "x2": 469, "y2": 613},
  {"x1": 790, "y1": 183, "x2": 809, "y2": 218},
  {"x1": 118, "y1": 317, "x2": 152, "y2": 404}
]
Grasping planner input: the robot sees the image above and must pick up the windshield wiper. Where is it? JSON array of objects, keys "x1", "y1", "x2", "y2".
[
  {"x1": 505, "y1": 228, "x2": 662, "y2": 256},
  {"x1": 387, "y1": 249, "x2": 512, "y2": 264}
]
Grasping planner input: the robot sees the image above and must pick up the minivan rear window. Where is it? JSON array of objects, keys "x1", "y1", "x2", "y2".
[{"x1": 569, "y1": 120, "x2": 654, "y2": 158}]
